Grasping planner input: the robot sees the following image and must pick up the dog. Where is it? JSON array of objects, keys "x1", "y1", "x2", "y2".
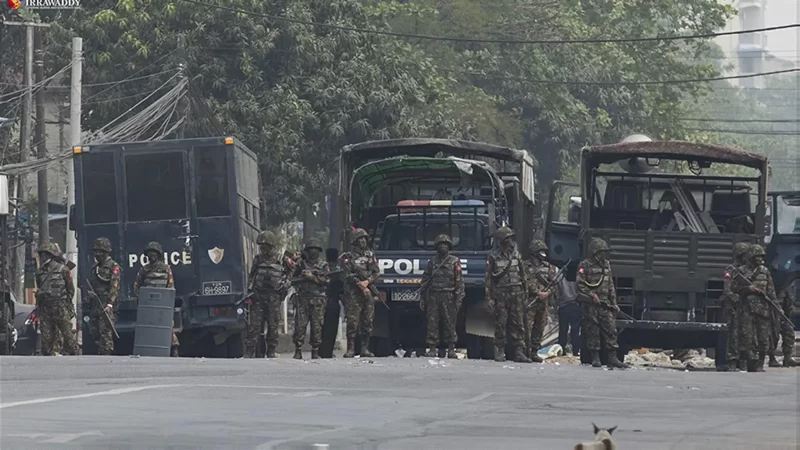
[{"x1": 574, "y1": 423, "x2": 617, "y2": 450}]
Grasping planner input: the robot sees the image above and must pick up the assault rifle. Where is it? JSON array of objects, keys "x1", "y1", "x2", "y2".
[
  {"x1": 84, "y1": 278, "x2": 120, "y2": 340},
  {"x1": 526, "y1": 259, "x2": 571, "y2": 308},
  {"x1": 291, "y1": 268, "x2": 341, "y2": 285},
  {"x1": 732, "y1": 269, "x2": 794, "y2": 327}
]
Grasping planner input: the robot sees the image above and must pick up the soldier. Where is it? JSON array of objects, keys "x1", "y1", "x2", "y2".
[
  {"x1": 35, "y1": 242, "x2": 78, "y2": 356},
  {"x1": 737, "y1": 244, "x2": 776, "y2": 372},
  {"x1": 133, "y1": 242, "x2": 179, "y2": 357},
  {"x1": 485, "y1": 227, "x2": 531, "y2": 363},
  {"x1": 577, "y1": 238, "x2": 628, "y2": 369},
  {"x1": 88, "y1": 237, "x2": 121, "y2": 355},
  {"x1": 292, "y1": 239, "x2": 330, "y2": 360},
  {"x1": 524, "y1": 240, "x2": 557, "y2": 363},
  {"x1": 772, "y1": 275, "x2": 798, "y2": 367},
  {"x1": 247, "y1": 231, "x2": 292, "y2": 358},
  {"x1": 719, "y1": 242, "x2": 750, "y2": 371},
  {"x1": 339, "y1": 228, "x2": 380, "y2": 358},
  {"x1": 420, "y1": 234, "x2": 465, "y2": 359}
]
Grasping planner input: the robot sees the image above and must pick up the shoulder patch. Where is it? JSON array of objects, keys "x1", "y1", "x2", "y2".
[
  {"x1": 112, "y1": 266, "x2": 120, "y2": 275},
  {"x1": 578, "y1": 266, "x2": 584, "y2": 274}
]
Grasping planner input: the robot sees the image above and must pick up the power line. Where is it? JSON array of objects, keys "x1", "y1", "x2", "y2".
[
  {"x1": 685, "y1": 127, "x2": 800, "y2": 135},
  {"x1": 682, "y1": 118, "x2": 800, "y2": 123},
  {"x1": 82, "y1": 50, "x2": 178, "y2": 102},
  {"x1": 450, "y1": 67, "x2": 799, "y2": 86},
  {"x1": 0, "y1": 69, "x2": 176, "y2": 89},
  {"x1": 177, "y1": 0, "x2": 799, "y2": 46}
]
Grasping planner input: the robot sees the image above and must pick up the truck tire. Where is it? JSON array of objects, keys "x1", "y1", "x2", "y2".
[
  {"x1": 227, "y1": 331, "x2": 245, "y2": 358},
  {"x1": 0, "y1": 300, "x2": 11, "y2": 355}
]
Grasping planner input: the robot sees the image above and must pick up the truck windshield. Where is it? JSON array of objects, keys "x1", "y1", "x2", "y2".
[
  {"x1": 379, "y1": 212, "x2": 489, "y2": 251},
  {"x1": 125, "y1": 152, "x2": 187, "y2": 221},
  {"x1": 776, "y1": 195, "x2": 800, "y2": 234}
]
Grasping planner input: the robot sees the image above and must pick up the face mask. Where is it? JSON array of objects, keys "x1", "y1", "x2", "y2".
[{"x1": 538, "y1": 251, "x2": 547, "y2": 260}]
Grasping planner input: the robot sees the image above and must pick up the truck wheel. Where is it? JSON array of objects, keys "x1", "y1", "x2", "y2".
[
  {"x1": 0, "y1": 300, "x2": 11, "y2": 355},
  {"x1": 227, "y1": 331, "x2": 245, "y2": 358}
]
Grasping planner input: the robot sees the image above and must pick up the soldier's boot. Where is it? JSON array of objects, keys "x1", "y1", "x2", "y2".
[
  {"x1": 494, "y1": 346, "x2": 506, "y2": 362},
  {"x1": 293, "y1": 347, "x2": 303, "y2": 360},
  {"x1": 755, "y1": 355, "x2": 766, "y2": 372},
  {"x1": 513, "y1": 348, "x2": 532, "y2": 363},
  {"x1": 343, "y1": 339, "x2": 355, "y2": 358},
  {"x1": 726, "y1": 360, "x2": 740, "y2": 372},
  {"x1": 425, "y1": 347, "x2": 438, "y2": 358},
  {"x1": 783, "y1": 355, "x2": 798, "y2": 367},
  {"x1": 446, "y1": 344, "x2": 457, "y2": 359},
  {"x1": 607, "y1": 353, "x2": 629, "y2": 369},
  {"x1": 591, "y1": 351, "x2": 602, "y2": 368},
  {"x1": 738, "y1": 356, "x2": 748, "y2": 371},
  {"x1": 768, "y1": 354, "x2": 781, "y2": 368},
  {"x1": 170, "y1": 346, "x2": 179, "y2": 357},
  {"x1": 311, "y1": 349, "x2": 320, "y2": 360},
  {"x1": 266, "y1": 346, "x2": 276, "y2": 359},
  {"x1": 529, "y1": 348, "x2": 544, "y2": 363},
  {"x1": 360, "y1": 342, "x2": 374, "y2": 358}
]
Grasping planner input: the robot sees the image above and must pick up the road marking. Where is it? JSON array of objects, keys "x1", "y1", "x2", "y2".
[
  {"x1": 463, "y1": 392, "x2": 493, "y2": 403},
  {"x1": 295, "y1": 391, "x2": 332, "y2": 398},
  {"x1": 43, "y1": 431, "x2": 104, "y2": 443},
  {"x1": 0, "y1": 385, "x2": 177, "y2": 409}
]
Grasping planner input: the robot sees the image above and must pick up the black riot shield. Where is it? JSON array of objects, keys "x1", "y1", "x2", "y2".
[{"x1": 133, "y1": 287, "x2": 176, "y2": 357}]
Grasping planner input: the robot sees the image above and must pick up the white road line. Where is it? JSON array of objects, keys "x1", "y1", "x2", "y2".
[
  {"x1": 295, "y1": 391, "x2": 332, "y2": 398},
  {"x1": 463, "y1": 392, "x2": 493, "y2": 403},
  {"x1": 0, "y1": 385, "x2": 177, "y2": 409},
  {"x1": 43, "y1": 431, "x2": 104, "y2": 443}
]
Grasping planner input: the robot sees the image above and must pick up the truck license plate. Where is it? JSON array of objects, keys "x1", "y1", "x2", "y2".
[
  {"x1": 202, "y1": 281, "x2": 232, "y2": 296},
  {"x1": 392, "y1": 288, "x2": 420, "y2": 302}
]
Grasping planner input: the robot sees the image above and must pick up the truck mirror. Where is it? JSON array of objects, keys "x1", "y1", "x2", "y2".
[{"x1": 68, "y1": 205, "x2": 76, "y2": 231}]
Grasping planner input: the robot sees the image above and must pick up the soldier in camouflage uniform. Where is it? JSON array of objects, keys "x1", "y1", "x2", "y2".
[
  {"x1": 524, "y1": 240, "x2": 557, "y2": 363},
  {"x1": 771, "y1": 275, "x2": 798, "y2": 367},
  {"x1": 291, "y1": 238, "x2": 330, "y2": 360},
  {"x1": 737, "y1": 244, "x2": 776, "y2": 372},
  {"x1": 340, "y1": 228, "x2": 380, "y2": 358},
  {"x1": 247, "y1": 231, "x2": 292, "y2": 358},
  {"x1": 485, "y1": 227, "x2": 531, "y2": 363},
  {"x1": 577, "y1": 238, "x2": 628, "y2": 369},
  {"x1": 88, "y1": 237, "x2": 121, "y2": 355},
  {"x1": 420, "y1": 234, "x2": 465, "y2": 359},
  {"x1": 719, "y1": 242, "x2": 750, "y2": 371},
  {"x1": 133, "y1": 242, "x2": 179, "y2": 357},
  {"x1": 35, "y1": 242, "x2": 78, "y2": 356}
]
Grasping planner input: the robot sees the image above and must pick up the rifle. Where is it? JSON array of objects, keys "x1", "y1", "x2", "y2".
[
  {"x1": 526, "y1": 259, "x2": 571, "y2": 308},
  {"x1": 291, "y1": 268, "x2": 342, "y2": 285},
  {"x1": 733, "y1": 269, "x2": 794, "y2": 327},
  {"x1": 84, "y1": 278, "x2": 120, "y2": 340},
  {"x1": 350, "y1": 263, "x2": 388, "y2": 310}
]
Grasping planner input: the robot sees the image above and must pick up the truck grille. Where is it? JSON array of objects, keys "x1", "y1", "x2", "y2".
[
  {"x1": 653, "y1": 235, "x2": 691, "y2": 269},
  {"x1": 607, "y1": 235, "x2": 645, "y2": 266}
]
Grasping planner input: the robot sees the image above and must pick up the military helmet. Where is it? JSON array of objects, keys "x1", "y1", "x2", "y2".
[
  {"x1": 493, "y1": 226, "x2": 515, "y2": 241},
  {"x1": 749, "y1": 243, "x2": 766, "y2": 257},
  {"x1": 144, "y1": 241, "x2": 163, "y2": 257},
  {"x1": 37, "y1": 241, "x2": 62, "y2": 258},
  {"x1": 434, "y1": 234, "x2": 453, "y2": 247},
  {"x1": 350, "y1": 228, "x2": 370, "y2": 243},
  {"x1": 304, "y1": 238, "x2": 323, "y2": 251},
  {"x1": 529, "y1": 239, "x2": 548, "y2": 253},
  {"x1": 256, "y1": 230, "x2": 279, "y2": 247},
  {"x1": 732, "y1": 242, "x2": 749, "y2": 258},
  {"x1": 588, "y1": 238, "x2": 610, "y2": 256},
  {"x1": 93, "y1": 237, "x2": 112, "y2": 253}
]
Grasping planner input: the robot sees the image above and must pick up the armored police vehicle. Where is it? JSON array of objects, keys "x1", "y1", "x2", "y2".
[
  {"x1": 765, "y1": 190, "x2": 800, "y2": 329},
  {"x1": 330, "y1": 138, "x2": 540, "y2": 358},
  {"x1": 70, "y1": 136, "x2": 260, "y2": 357},
  {"x1": 545, "y1": 135, "x2": 769, "y2": 365}
]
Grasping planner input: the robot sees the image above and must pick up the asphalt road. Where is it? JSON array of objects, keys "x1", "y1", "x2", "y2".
[{"x1": 1, "y1": 354, "x2": 798, "y2": 449}]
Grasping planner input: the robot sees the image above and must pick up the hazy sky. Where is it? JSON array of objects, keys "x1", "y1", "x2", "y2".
[{"x1": 764, "y1": 0, "x2": 799, "y2": 63}]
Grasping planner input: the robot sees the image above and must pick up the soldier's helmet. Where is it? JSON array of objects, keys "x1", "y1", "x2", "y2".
[
  {"x1": 37, "y1": 241, "x2": 62, "y2": 258},
  {"x1": 144, "y1": 241, "x2": 163, "y2": 257},
  {"x1": 304, "y1": 238, "x2": 323, "y2": 251},
  {"x1": 493, "y1": 226, "x2": 515, "y2": 241},
  {"x1": 749, "y1": 244, "x2": 766, "y2": 258},
  {"x1": 93, "y1": 237, "x2": 112, "y2": 253},
  {"x1": 588, "y1": 238, "x2": 610, "y2": 256},
  {"x1": 529, "y1": 239, "x2": 548, "y2": 253},
  {"x1": 350, "y1": 228, "x2": 370, "y2": 243},
  {"x1": 732, "y1": 242, "x2": 749, "y2": 259},
  {"x1": 256, "y1": 230, "x2": 278, "y2": 247},
  {"x1": 434, "y1": 234, "x2": 453, "y2": 248}
]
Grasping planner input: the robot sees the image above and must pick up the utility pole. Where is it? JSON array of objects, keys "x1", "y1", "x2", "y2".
[
  {"x1": 34, "y1": 26, "x2": 48, "y2": 247},
  {"x1": 176, "y1": 33, "x2": 188, "y2": 139},
  {"x1": 66, "y1": 37, "x2": 82, "y2": 343}
]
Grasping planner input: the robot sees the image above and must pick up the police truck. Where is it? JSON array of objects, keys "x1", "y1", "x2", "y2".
[{"x1": 70, "y1": 136, "x2": 260, "y2": 357}]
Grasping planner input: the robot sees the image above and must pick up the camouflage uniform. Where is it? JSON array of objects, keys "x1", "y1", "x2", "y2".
[
  {"x1": 485, "y1": 227, "x2": 531, "y2": 363},
  {"x1": 737, "y1": 244, "x2": 776, "y2": 372},
  {"x1": 133, "y1": 242, "x2": 179, "y2": 356},
  {"x1": 772, "y1": 277, "x2": 798, "y2": 367},
  {"x1": 577, "y1": 238, "x2": 627, "y2": 369},
  {"x1": 247, "y1": 231, "x2": 290, "y2": 358},
  {"x1": 88, "y1": 237, "x2": 121, "y2": 355},
  {"x1": 292, "y1": 239, "x2": 330, "y2": 360},
  {"x1": 340, "y1": 228, "x2": 380, "y2": 358},
  {"x1": 524, "y1": 240, "x2": 557, "y2": 362},
  {"x1": 720, "y1": 242, "x2": 750, "y2": 371},
  {"x1": 420, "y1": 234, "x2": 465, "y2": 359},
  {"x1": 35, "y1": 242, "x2": 78, "y2": 356}
]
